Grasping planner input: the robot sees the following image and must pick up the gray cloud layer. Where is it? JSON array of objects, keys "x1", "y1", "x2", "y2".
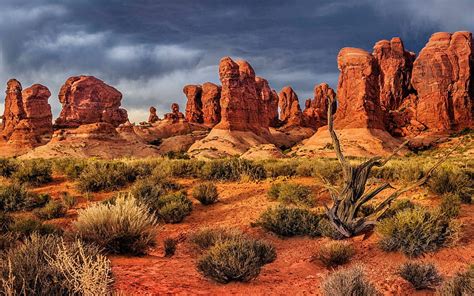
[{"x1": 0, "y1": 0, "x2": 473, "y2": 122}]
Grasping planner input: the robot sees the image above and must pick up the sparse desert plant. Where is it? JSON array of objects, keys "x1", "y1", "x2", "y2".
[
  {"x1": 263, "y1": 160, "x2": 298, "y2": 178},
  {"x1": 9, "y1": 217, "x2": 62, "y2": 237},
  {"x1": 398, "y1": 262, "x2": 442, "y2": 290},
  {"x1": 267, "y1": 182, "x2": 314, "y2": 207},
  {"x1": 200, "y1": 158, "x2": 266, "y2": 181},
  {"x1": 428, "y1": 166, "x2": 473, "y2": 203},
  {"x1": 440, "y1": 193, "x2": 461, "y2": 218},
  {"x1": 156, "y1": 159, "x2": 203, "y2": 178},
  {"x1": 52, "y1": 158, "x2": 88, "y2": 179},
  {"x1": 381, "y1": 199, "x2": 415, "y2": 219},
  {"x1": 190, "y1": 228, "x2": 243, "y2": 251},
  {"x1": 0, "y1": 212, "x2": 12, "y2": 233},
  {"x1": 74, "y1": 194, "x2": 158, "y2": 255},
  {"x1": 164, "y1": 238, "x2": 177, "y2": 257},
  {"x1": 77, "y1": 161, "x2": 139, "y2": 192},
  {"x1": 12, "y1": 159, "x2": 52, "y2": 185},
  {"x1": 195, "y1": 229, "x2": 276, "y2": 283},
  {"x1": 317, "y1": 241, "x2": 355, "y2": 268},
  {"x1": 192, "y1": 182, "x2": 219, "y2": 205},
  {"x1": 308, "y1": 159, "x2": 343, "y2": 184},
  {"x1": 377, "y1": 207, "x2": 459, "y2": 257},
  {"x1": 318, "y1": 218, "x2": 346, "y2": 240},
  {"x1": 256, "y1": 205, "x2": 322, "y2": 237},
  {"x1": 156, "y1": 192, "x2": 193, "y2": 223},
  {"x1": 0, "y1": 183, "x2": 50, "y2": 211},
  {"x1": 34, "y1": 200, "x2": 67, "y2": 220},
  {"x1": 322, "y1": 265, "x2": 380, "y2": 296},
  {"x1": 62, "y1": 192, "x2": 78, "y2": 208},
  {"x1": 0, "y1": 158, "x2": 17, "y2": 178},
  {"x1": 438, "y1": 264, "x2": 473, "y2": 296}
]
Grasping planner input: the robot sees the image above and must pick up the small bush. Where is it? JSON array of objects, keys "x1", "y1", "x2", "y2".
[
  {"x1": 62, "y1": 192, "x2": 78, "y2": 208},
  {"x1": 256, "y1": 205, "x2": 322, "y2": 237},
  {"x1": 428, "y1": 166, "x2": 473, "y2": 203},
  {"x1": 263, "y1": 160, "x2": 298, "y2": 178},
  {"x1": 9, "y1": 217, "x2": 62, "y2": 237},
  {"x1": 190, "y1": 228, "x2": 243, "y2": 251},
  {"x1": 0, "y1": 234, "x2": 112, "y2": 295},
  {"x1": 131, "y1": 178, "x2": 180, "y2": 206},
  {"x1": 200, "y1": 159, "x2": 266, "y2": 181},
  {"x1": 77, "y1": 161, "x2": 139, "y2": 192},
  {"x1": 322, "y1": 265, "x2": 380, "y2": 296},
  {"x1": 0, "y1": 212, "x2": 12, "y2": 233},
  {"x1": 438, "y1": 264, "x2": 473, "y2": 296},
  {"x1": 192, "y1": 182, "x2": 219, "y2": 205},
  {"x1": 317, "y1": 241, "x2": 355, "y2": 268},
  {"x1": 157, "y1": 159, "x2": 203, "y2": 178},
  {"x1": 0, "y1": 158, "x2": 17, "y2": 177},
  {"x1": 164, "y1": 238, "x2": 177, "y2": 257},
  {"x1": 34, "y1": 200, "x2": 67, "y2": 220},
  {"x1": 12, "y1": 159, "x2": 52, "y2": 185},
  {"x1": 268, "y1": 183, "x2": 314, "y2": 207},
  {"x1": 306, "y1": 159, "x2": 343, "y2": 184},
  {"x1": 439, "y1": 193, "x2": 461, "y2": 218},
  {"x1": 398, "y1": 262, "x2": 442, "y2": 290},
  {"x1": 381, "y1": 199, "x2": 415, "y2": 219},
  {"x1": 52, "y1": 158, "x2": 88, "y2": 179},
  {"x1": 377, "y1": 207, "x2": 459, "y2": 257},
  {"x1": 195, "y1": 229, "x2": 276, "y2": 283},
  {"x1": 156, "y1": 192, "x2": 193, "y2": 223},
  {"x1": 74, "y1": 194, "x2": 158, "y2": 255},
  {"x1": 318, "y1": 218, "x2": 346, "y2": 240},
  {"x1": 0, "y1": 183, "x2": 50, "y2": 211}
]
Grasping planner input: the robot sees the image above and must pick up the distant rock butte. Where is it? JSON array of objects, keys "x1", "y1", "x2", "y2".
[
  {"x1": 55, "y1": 76, "x2": 128, "y2": 128},
  {"x1": 278, "y1": 86, "x2": 303, "y2": 127},
  {"x1": 184, "y1": 83, "x2": 221, "y2": 127},
  {"x1": 302, "y1": 83, "x2": 335, "y2": 129}
]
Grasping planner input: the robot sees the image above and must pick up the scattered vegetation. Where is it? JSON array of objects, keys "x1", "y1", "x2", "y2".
[
  {"x1": 0, "y1": 183, "x2": 50, "y2": 211},
  {"x1": 52, "y1": 158, "x2": 88, "y2": 179},
  {"x1": 74, "y1": 194, "x2": 158, "y2": 255},
  {"x1": 255, "y1": 205, "x2": 322, "y2": 237},
  {"x1": 439, "y1": 193, "x2": 461, "y2": 218},
  {"x1": 77, "y1": 161, "x2": 140, "y2": 192},
  {"x1": 8, "y1": 217, "x2": 62, "y2": 237},
  {"x1": 438, "y1": 264, "x2": 473, "y2": 296},
  {"x1": 34, "y1": 200, "x2": 68, "y2": 220},
  {"x1": 0, "y1": 158, "x2": 17, "y2": 177},
  {"x1": 428, "y1": 166, "x2": 473, "y2": 203},
  {"x1": 317, "y1": 241, "x2": 355, "y2": 268},
  {"x1": 377, "y1": 207, "x2": 459, "y2": 257},
  {"x1": 11, "y1": 159, "x2": 53, "y2": 185},
  {"x1": 263, "y1": 160, "x2": 298, "y2": 178},
  {"x1": 268, "y1": 183, "x2": 314, "y2": 207},
  {"x1": 155, "y1": 192, "x2": 193, "y2": 223},
  {"x1": 398, "y1": 262, "x2": 442, "y2": 290},
  {"x1": 322, "y1": 265, "x2": 380, "y2": 296},
  {"x1": 192, "y1": 182, "x2": 219, "y2": 205},
  {"x1": 164, "y1": 238, "x2": 177, "y2": 257},
  {"x1": 200, "y1": 158, "x2": 266, "y2": 181}
]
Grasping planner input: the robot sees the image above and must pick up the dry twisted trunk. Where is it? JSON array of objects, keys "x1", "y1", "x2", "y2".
[{"x1": 324, "y1": 97, "x2": 456, "y2": 237}]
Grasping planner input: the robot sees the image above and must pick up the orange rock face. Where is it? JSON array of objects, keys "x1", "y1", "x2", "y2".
[
  {"x1": 278, "y1": 86, "x2": 303, "y2": 127},
  {"x1": 201, "y1": 82, "x2": 221, "y2": 126},
  {"x1": 1, "y1": 79, "x2": 25, "y2": 140},
  {"x1": 373, "y1": 38, "x2": 416, "y2": 111},
  {"x1": 55, "y1": 76, "x2": 128, "y2": 128},
  {"x1": 164, "y1": 103, "x2": 185, "y2": 123},
  {"x1": 184, "y1": 85, "x2": 203, "y2": 123},
  {"x1": 302, "y1": 83, "x2": 336, "y2": 129},
  {"x1": 148, "y1": 106, "x2": 160, "y2": 123},
  {"x1": 256, "y1": 77, "x2": 279, "y2": 128},
  {"x1": 335, "y1": 48, "x2": 385, "y2": 130},
  {"x1": 214, "y1": 57, "x2": 274, "y2": 137},
  {"x1": 411, "y1": 31, "x2": 473, "y2": 131}
]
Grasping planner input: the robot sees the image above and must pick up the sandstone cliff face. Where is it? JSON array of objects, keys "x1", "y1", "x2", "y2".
[
  {"x1": 55, "y1": 76, "x2": 128, "y2": 128},
  {"x1": 335, "y1": 47, "x2": 385, "y2": 130},
  {"x1": 256, "y1": 77, "x2": 279, "y2": 127},
  {"x1": 184, "y1": 85, "x2": 203, "y2": 123},
  {"x1": 1, "y1": 79, "x2": 25, "y2": 140},
  {"x1": 183, "y1": 83, "x2": 221, "y2": 126},
  {"x1": 302, "y1": 83, "x2": 336, "y2": 129},
  {"x1": 411, "y1": 31, "x2": 473, "y2": 131},
  {"x1": 278, "y1": 86, "x2": 303, "y2": 127},
  {"x1": 373, "y1": 37, "x2": 416, "y2": 112}
]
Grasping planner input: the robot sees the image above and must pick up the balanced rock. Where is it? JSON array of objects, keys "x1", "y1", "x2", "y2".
[
  {"x1": 148, "y1": 106, "x2": 160, "y2": 123},
  {"x1": 411, "y1": 31, "x2": 473, "y2": 131},
  {"x1": 184, "y1": 85, "x2": 203, "y2": 123},
  {"x1": 335, "y1": 47, "x2": 384, "y2": 130},
  {"x1": 55, "y1": 76, "x2": 128, "y2": 128},
  {"x1": 373, "y1": 37, "x2": 416, "y2": 111},
  {"x1": 278, "y1": 86, "x2": 303, "y2": 127},
  {"x1": 164, "y1": 103, "x2": 185, "y2": 123}
]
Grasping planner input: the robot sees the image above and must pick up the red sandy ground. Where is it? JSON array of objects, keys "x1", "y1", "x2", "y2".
[{"x1": 32, "y1": 176, "x2": 473, "y2": 296}]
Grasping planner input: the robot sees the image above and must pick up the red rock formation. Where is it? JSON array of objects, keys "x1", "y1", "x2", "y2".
[
  {"x1": 373, "y1": 38, "x2": 416, "y2": 111},
  {"x1": 335, "y1": 48, "x2": 384, "y2": 130},
  {"x1": 411, "y1": 31, "x2": 473, "y2": 131},
  {"x1": 201, "y1": 82, "x2": 221, "y2": 126},
  {"x1": 18, "y1": 84, "x2": 53, "y2": 143},
  {"x1": 214, "y1": 57, "x2": 273, "y2": 136},
  {"x1": 164, "y1": 103, "x2": 185, "y2": 123},
  {"x1": 278, "y1": 86, "x2": 303, "y2": 127},
  {"x1": 184, "y1": 85, "x2": 203, "y2": 123},
  {"x1": 302, "y1": 83, "x2": 336, "y2": 128},
  {"x1": 148, "y1": 106, "x2": 160, "y2": 123},
  {"x1": 256, "y1": 77, "x2": 279, "y2": 127},
  {"x1": 1, "y1": 79, "x2": 25, "y2": 140},
  {"x1": 55, "y1": 76, "x2": 128, "y2": 128}
]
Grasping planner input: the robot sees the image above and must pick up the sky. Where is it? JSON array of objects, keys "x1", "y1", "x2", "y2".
[{"x1": 0, "y1": 0, "x2": 473, "y2": 123}]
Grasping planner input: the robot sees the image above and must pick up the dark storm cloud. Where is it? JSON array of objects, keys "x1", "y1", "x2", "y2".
[{"x1": 0, "y1": 0, "x2": 473, "y2": 122}]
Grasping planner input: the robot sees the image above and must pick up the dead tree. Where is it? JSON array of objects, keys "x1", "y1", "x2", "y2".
[{"x1": 324, "y1": 97, "x2": 455, "y2": 238}]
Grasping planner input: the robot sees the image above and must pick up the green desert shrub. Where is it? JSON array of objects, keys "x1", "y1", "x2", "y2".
[
  {"x1": 52, "y1": 158, "x2": 88, "y2": 179},
  {"x1": 372, "y1": 159, "x2": 426, "y2": 183},
  {"x1": 0, "y1": 234, "x2": 112, "y2": 295},
  {"x1": 156, "y1": 159, "x2": 204, "y2": 178},
  {"x1": 305, "y1": 159, "x2": 343, "y2": 184},
  {"x1": 0, "y1": 212, "x2": 12, "y2": 233},
  {"x1": 163, "y1": 238, "x2": 177, "y2": 257},
  {"x1": 256, "y1": 205, "x2": 322, "y2": 237},
  {"x1": 429, "y1": 166, "x2": 473, "y2": 204},
  {"x1": 156, "y1": 192, "x2": 193, "y2": 223},
  {"x1": 317, "y1": 241, "x2": 355, "y2": 268},
  {"x1": 131, "y1": 178, "x2": 180, "y2": 205},
  {"x1": 190, "y1": 228, "x2": 243, "y2": 251},
  {"x1": 192, "y1": 182, "x2": 219, "y2": 205},
  {"x1": 12, "y1": 159, "x2": 53, "y2": 185},
  {"x1": 438, "y1": 264, "x2": 473, "y2": 296},
  {"x1": 0, "y1": 183, "x2": 50, "y2": 211},
  {"x1": 268, "y1": 183, "x2": 314, "y2": 207},
  {"x1": 381, "y1": 199, "x2": 416, "y2": 219},
  {"x1": 263, "y1": 160, "x2": 298, "y2": 178},
  {"x1": 200, "y1": 159, "x2": 266, "y2": 181},
  {"x1": 0, "y1": 158, "x2": 17, "y2": 177},
  {"x1": 62, "y1": 192, "x2": 78, "y2": 208},
  {"x1": 440, "y1": 193, "x2": 461, "y2": 218},
  {"x1": 322, "y1": 265, "x2": 380, "y2": 296},
  {"x1": 74, "y1": 194, "x2": 158, "y2": 255},
  {"x1": 377, "y1": 207, "x2": 459, "y2": 257},
  {"x1": 318, "y1": 218, "x2": 347, "y2": 240},
  {"x1": 34, "y1": 200, "x2": 68, "y2": 220},
  {"x1": 398, "y1": 262, "x2": 442, "y2": 290},
  {"x1": 77, "y1": 161, "x2": 139, "y2": 192},
  {"x1": 194, "y1": 228, "x2": 276, "y2": 283},
  {"x1": 8, "y1": 217, "x2": 62, "y2": 237}
]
